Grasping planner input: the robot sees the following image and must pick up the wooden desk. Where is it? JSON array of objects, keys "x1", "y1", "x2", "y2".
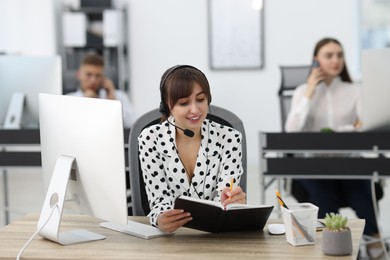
[{"x1": 0, "y1": 214, "x2": 364, "y2": 259}]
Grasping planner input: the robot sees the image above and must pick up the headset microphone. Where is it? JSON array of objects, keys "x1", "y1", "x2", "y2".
[
  {"x1": 165, "y1": 118, "x2": 195, "y2": 138},
  {"x1": 182, "y1": 128, "x2": 195, "y2": 138}
]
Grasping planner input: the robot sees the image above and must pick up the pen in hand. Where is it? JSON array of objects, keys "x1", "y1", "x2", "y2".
[
  {"x1": 221, "y1": 178, "x2": 235, "y2": 209},
  {"x1": 227, "y1": 178, "x2": 235, "y2": 200}
]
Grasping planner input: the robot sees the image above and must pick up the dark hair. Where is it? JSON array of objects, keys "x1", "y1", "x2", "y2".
[
  {"x1": 81, "y1": 54, "x2": 104, "y2": 67},
  {"x1": 160, "y1": 65, "x2": 212, "y2": 117},
  {"x1": 313, "y1": 37, "x2": 352, "y2": 83}
]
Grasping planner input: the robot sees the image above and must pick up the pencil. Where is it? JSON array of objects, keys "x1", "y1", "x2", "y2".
[
  {"x1": 276, "y1": 190, "x2": 289, "y2": 209},
  {"x1": 230, "y1": 178, "x2": 235, "y2": 192}
]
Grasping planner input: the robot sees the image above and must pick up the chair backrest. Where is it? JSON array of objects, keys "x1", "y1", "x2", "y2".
[
  {"x1": 128, "y1": 105, "x2": 247, "y2": 216},
  {"x1": 278, "y1": 65, "x2": 311, "y2": 131}
]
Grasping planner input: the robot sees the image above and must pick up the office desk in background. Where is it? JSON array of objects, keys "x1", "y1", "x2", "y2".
[
  {"x1": 0, "y1": 214, "x2": 364, "y2": 259},
  {"x1": 0, "y1": 129, "x2": 41, "y2": 225},
  {"x1": 0, "y1": 128, "x2": 130, "y2": 166},
  {"x1": 259, "y1": 132, "x2": 390, "y2": 204}
]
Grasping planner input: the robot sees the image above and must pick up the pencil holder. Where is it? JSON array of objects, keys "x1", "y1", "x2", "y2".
[{"x1": 281, "y1": 203, "x2": 318, "y2": 246}]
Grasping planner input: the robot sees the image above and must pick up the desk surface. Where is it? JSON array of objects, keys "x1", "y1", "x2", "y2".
[{"x1": 0, "y1": 214, "x2": 364, "y2": 260}]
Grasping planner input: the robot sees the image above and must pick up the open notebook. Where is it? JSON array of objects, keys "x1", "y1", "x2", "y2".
[{"x1": 174, "y1": 196, "x2": 274, "y2": 233}]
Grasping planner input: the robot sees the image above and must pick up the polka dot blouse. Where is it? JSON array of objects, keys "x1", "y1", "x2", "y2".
[{"x1": 138, "y1": 118, "x2": 243, "y2": 227}]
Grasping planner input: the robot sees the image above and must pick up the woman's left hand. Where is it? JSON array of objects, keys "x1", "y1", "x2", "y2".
[{"x1": 221, "y1": 186, "x2": 246, "y2": 206}]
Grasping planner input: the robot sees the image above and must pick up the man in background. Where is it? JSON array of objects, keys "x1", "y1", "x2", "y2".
[{"x1": 67, "y1": 53, "x2": 138, "y2": 128}]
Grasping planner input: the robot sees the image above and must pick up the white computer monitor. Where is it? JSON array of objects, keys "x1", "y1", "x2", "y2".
[
  {"x1": 38, "y1": 93, "x2": 128, "y2": 245},
  {"x1": 0, "y1": 55, "x2": 62, "y2": 129},
  {"x1": 361, "y1": 48, "x2": 390, "y2": 131}
]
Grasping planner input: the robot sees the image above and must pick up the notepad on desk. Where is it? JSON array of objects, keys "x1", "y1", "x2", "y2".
[{"x1": 174, "y1": 196, "x2": 274, "y2": 233}]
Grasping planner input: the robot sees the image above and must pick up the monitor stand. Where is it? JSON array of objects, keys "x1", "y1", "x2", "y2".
[
  {"x1": 37, "y1": 155, "x2": 106, "y2": 245},
  {"x1": 3, "y1": 92, "x2": 25, "y2": 129}
]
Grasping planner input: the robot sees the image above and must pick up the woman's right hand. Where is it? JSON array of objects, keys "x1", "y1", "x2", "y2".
[
  {"x1": 305, "y1": 67, "x2": 325, "y2": 99},
  {"x1": 157, "y1": 209, "x2": 192, "y2": 233}
]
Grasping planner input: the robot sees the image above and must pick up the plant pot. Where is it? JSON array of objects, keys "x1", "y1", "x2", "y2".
[{"x1": 322, "y1": 228, "x2": 353, "y2": 256}]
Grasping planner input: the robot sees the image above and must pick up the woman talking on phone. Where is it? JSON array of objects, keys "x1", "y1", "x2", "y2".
[
  {"x1": 138, "y1": 65, "x2": 246, "y2": 233},
  {"x1": 285, "y1": 38, "x2": 381, "y2": 253}
]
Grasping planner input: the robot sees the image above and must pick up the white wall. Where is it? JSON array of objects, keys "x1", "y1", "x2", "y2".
[
  {"x1": 0, "y1": 0, "x2": 56, "y2": 55},
  {"x1": 127, "y1": 0, "x2": 359, "y2": 178}
]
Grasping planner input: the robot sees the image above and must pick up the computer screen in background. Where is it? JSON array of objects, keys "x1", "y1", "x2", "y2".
[
  {"x1": 361, "y1": 48, "x2": 390, "y2": 131},
  {"x1": 38, "y1": 93, "x2": 128, "y2": 245},
  {"x1": 0, "y1": 55, "x2": 62, "y2": 129}
]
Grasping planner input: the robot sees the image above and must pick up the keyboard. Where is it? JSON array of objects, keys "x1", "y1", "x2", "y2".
[{"x1": 100, "y1": 220, "x2": 172, "y2": 240}]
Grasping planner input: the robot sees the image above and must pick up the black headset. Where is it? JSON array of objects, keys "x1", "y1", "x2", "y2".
[{"x1": 159, "y1": 65, "x2": 209, "y2": 117}]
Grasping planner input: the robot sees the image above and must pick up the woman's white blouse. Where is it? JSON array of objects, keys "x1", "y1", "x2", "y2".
[
  {"x1": 138, "y1": 118, "x2": 243, "y2": 226},
  {"x1": 285, "y1": 77, "x2": 362, "y2": 132}
]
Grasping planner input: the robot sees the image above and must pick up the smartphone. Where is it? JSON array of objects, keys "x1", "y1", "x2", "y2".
[{"x1": 312, "y1": 60, "x2": 323, "y2": 85}]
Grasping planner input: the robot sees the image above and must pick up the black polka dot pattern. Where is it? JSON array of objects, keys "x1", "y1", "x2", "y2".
[{"x1": 138, "y1": 118, "x2": 243, "y2": 227}]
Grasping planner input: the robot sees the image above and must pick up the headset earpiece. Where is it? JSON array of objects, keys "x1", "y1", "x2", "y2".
[
  {"x1": 159, "y1": 101, "x2": 168, "y2": 117},
  {"x1": 159, "y1": 66, "x2": 180, "y2": 117}
]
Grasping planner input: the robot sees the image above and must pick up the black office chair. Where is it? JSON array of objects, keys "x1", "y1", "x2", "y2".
[
  {"x1": 277, "y1": 65, "x2": 384, "y2": 203},
  {"x1": 278, "y1": 65, "x2": 312, "y2": 132},
  {"x1": 128, "y1": 105, "x2": 247, "y2": 216}
]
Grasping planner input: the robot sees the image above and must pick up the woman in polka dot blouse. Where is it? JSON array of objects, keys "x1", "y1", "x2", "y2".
[{"x1": 138, "y1": 65, "x2": 246, "y2": 232}]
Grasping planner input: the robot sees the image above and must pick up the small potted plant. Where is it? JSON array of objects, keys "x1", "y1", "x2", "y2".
[{"x1": 322, "y1": 212, "x2": 353, "y2": 256}]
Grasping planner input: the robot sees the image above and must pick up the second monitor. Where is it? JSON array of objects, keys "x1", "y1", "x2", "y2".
[
  {"x1": 361, "y1": 48, "x2": 390, "y2": 131},
  {"x1": 0, "y1": 55, "x2": 62, "y2": 129}
]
